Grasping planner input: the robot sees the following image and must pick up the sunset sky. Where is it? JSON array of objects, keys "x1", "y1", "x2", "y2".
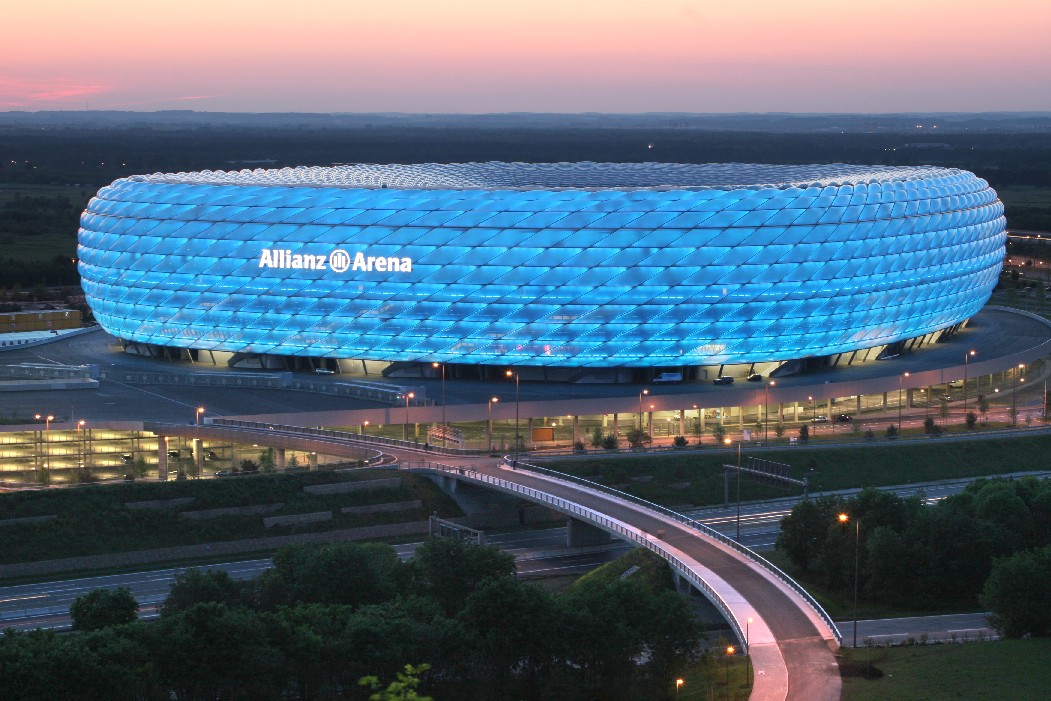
[{"x1": 4, "y1": 0, "x2": 1050, "y2": 113}]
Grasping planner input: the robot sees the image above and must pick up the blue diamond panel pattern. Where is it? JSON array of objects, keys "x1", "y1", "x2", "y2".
[{"x1": 78, "y1": 162, "x2": 1006, "y2": 367}]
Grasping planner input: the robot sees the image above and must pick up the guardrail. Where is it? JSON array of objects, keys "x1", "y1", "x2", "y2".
[
  {"x1": 507, "y1": 458, "x2": 842, "y2": 645},
  {"x1": 208, "y1": 419, "x2": 485, "y2": 456},
  {"x1": 401, "y1": 460, "x2": 750, "y2": 651}
]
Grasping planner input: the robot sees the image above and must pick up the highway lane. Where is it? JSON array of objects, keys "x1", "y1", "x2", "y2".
[{"x1": 0, "y1": 528, "x2": 628, "y2": 633}]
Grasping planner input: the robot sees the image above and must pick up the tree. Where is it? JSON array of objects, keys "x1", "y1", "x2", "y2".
[
  {"x1": 590, "y1": 426, "x2": 604, "y2": 448},
  {"x1": 672, "y1": 435, "x2": 688, "y2": 448},
  {"x1": 977, "y1": 394, "x2": 989, "y2": 422},
  {"x1": 776, "y1": 498, "x2": 828, "y2": 572},
  {"x1": 409, "y1": 538, "x2": 515, "y2": 615},
  {"x1": 885, "y1": 424, "x2": 898, "y2": 439},
  {"x1": 239, "y1": 457, "x2": 260, "y2": 473},
  {"x1": 262, "y1": 542, "x2": 406, "y2": 608},
  {"x1": 965, "y1": 411, "x2": 978, "y2": 429},
  {"x1": 287, "y1": 453, "x2": 300, "y2": 468},
  {"x1": 773, "y1": 422, "x2": 785, "y2": 438},
  {"x1": 161, "y1": 568, "x2": 252, "y2": 617},
  {"x1": 601, "y1": 433, "x2": 619, "y2": 450},
  {"x1": 981, "y1": 546, "x2": 1051, "y2": 638},
  {"x1": 625, "y1": 427, "x2": 652, "y2": 449},
  {"x1": 939, "y1": 399, "x2": 950, "y2": 423},
  {"x1": 70, "y1": 587, "x2": 139, "y2": 631},
  {"x1": 923, "y1": 416, "x2": 941, "y2": 435},
  {"x1": 360, "y1": 664, "x2": 433, "y2": 701},
  {"x1": 132, "y1": 456, "x2": 148, "y2": 478},
  {"x1": 797, "y1": 424, "x2": 809, "y2": 443},
  {"x1": 259, "y1": 447, "x2": 275, "y2": 473},
  {"x1": 711, "y1": 423, "x2": 727, "y2": 444}
]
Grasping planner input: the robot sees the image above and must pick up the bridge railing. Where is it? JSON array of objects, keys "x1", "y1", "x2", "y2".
[
  {"x1": 401, "y1": 460, "x2": 748, "y2": 651},
  {"x1": 208, "y1": 419, "x2": 484, "y2": 456},
  {"x1": 508, "y1": 458, "x2": 842, "y2": 645}
]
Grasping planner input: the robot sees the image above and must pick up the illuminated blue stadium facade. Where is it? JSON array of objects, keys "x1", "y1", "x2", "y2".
[{"x1": 78, "y1": 163, "x2": 1006, "y2": 368}]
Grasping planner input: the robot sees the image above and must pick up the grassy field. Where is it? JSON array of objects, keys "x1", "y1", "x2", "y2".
[
  {"x1": 0, "y1": 468, "x2": 462, "y2": 568},
  {"x1": 840, "y1": 639, "x2": 1051, "y2": 701},
  {"x1": 542, "y1": 432, "x2": 1051, "y2": 509}
]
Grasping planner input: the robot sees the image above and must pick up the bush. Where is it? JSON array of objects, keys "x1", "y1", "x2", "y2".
[
  {"x1": 965, "y1": 411, "x2": 978, "y2": 430},
  {"x1": 672, "y1": 435, "x2": 688, "y2": 448},
  {"x1": 573, "y1": 440, "x2": 586, "y2": 452},
  {"x1": 601, "y1": 434, "x2": 619, "y2": 450},
  {"x1": 885, "y1": 424, "x2": 898, "y2": 439},
  {"x1": 981, "y1": 545, "x2": 1051, "y2": 638},
  {"x1": 923, "y1": 416, "x2": 941, "y2": 435},
  {"x1": 798, "y1": 424, "x2": 809, "y2": 443},
  {"x1": 774, "y1": 422, "x2": 785, "y2": 438},
  {"x1": 590, "y1": 426, "x2": 604, "y2": 448},
  {"x1": 625, "y1": 428, "x2": 652, "y2": 449}
]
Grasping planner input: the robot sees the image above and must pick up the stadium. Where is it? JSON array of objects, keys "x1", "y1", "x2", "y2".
[{"x1": 78, "y1": 162, "x2": 1006, "y2": 376}]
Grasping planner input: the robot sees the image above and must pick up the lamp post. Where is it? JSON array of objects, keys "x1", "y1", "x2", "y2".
[
  {"x1": 725, "y1": 437, "x2": 742, "y2": 540},
  {"x1": 487, "y1": 396, "x2": 498, "y2": 452},
  {"x1": 897, "y1": 372, "x2": 910, "y2": 434},
  {"x1": 506, "y1": 370, "x2": 520, "y2": 464},
  {"x1": 432, "y1": 362, "x2": 446, "y2": 447},
  {"x1": 963, "y1": 350, "x2": 976, "y2": 413},
  {"x1": 746, "y1": 616, "x2": 754, "y2": 685},
  {"x1": 765, "y1": 380, "x2": 775, "y2": 441},
  {"x1": 725, "y1": 645, "x2": 735, "y2": 686},
  {"x1": 838, "y1": 512, "x2": 860, "y2": 648},
  {"x1": 675, "y1": 678, "x2": 684, "y2": 700},
  {"x1": 1013, "y1": 364, "x2": 1025, "y2": 426},
  {"x1": 34, "y1": 414, "x2": 54, "y2": 478},
  {"x1": 196, "y1": 406, "x2": 204, "y2": 426},
  {"x1": 638, "y1": 388, "x2": 649, "y2": 429},
  {"x1": 692, "y1": 404, "x2": 701, "y2": 443},
  {"x1": 807, "y1": 395, "x2": 814, "y2": 436},
  {"x1": 361, "y1": 420, "x2": 369, "y2": 436},
  {"x1": 403, "y1": 392, "x2": 415, "y2": 441}
]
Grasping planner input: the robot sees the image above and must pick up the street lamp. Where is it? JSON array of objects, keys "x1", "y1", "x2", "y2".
[
  {"x1": 765, "y1": 380, "x2": 776, "y2": 441},
  {"x1": 746, "y1": 616, "x2": 754, "y2": 685},
  {"x1": 963, "y1": 350, "x2": 976, "y2": 413},
  {"x1": 838, "y1": 512, "x2": 860, "y2": 648},
  {"x1": 725, "y1": 645, "x2": 735, "y2": 686},
  {"x1": 403, "y1": 392, "x2": 415, "y2": 441},
  {"x1": 487, "y1": 396, "x2": 499, "y2": 452},
  {"x1": 638, "y1": 388, "x2": 649, "y2": 429},
  {"x1": 506, "y1": 370, "x2": 520, "y2": 464},
  {"x1": 1013, "y1": 363, "x2": 1025, "y2": 426},
  {"x1": 675, "y1": 678, "x2": 684, "y2": 699},
  {"x1": 432, "y1": 362, "x2": 446, "y2": 447},
  {"x1": 34, "y1": 414, "x2": 54, "y2": 478},
  {"x1": 725, "y1": 437, "x2": 743, "y2": 540},
  {"x1": 196, "y1": 406, "x2": 204, "y2": 426},
  {"x1": 897, "y1": 372, "x2": 910, "y2": 434},
  {"x1": 361, "y1": 420, "x2": 370, "y2": 436}
]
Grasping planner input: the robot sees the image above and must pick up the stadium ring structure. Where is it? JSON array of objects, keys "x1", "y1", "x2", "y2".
[{"x1": 78, "y1": 162, "x2": 1006, "y2": 375}]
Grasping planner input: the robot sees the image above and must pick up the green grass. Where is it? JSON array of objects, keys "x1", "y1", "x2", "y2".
[
  {"x1": 841, "y1": 639, "x2": 1051, "y2": 701},
  {"x1": 572, "y1": 547, "x2": 674, "y2": 592},
  {"x1": 542, "y1": 433, "x2": 1051, "y2": 508}
]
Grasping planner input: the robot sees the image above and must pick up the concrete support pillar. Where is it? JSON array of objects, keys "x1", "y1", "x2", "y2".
[
  {"x1": 308, "y1": 453, "x2": 318, "y2": 470},
  {"x1": 647, "y1": 411, "x2": 653, "y2": 435},
  {"x1": 157, "y1": 436, "x2": 168, "y2": 480},
  {"x1": 566, "y1": 518, "x2": 612, "y2": 547},
  {"x1": 856, "y1": 395, "x2": 862, "y2": 414},
  {"x1": 192, "y1": 438, "x2": 203, "y2": 477},
  {"x1": 679, "y1": 409, "x2": 685, "y2": 436},
  {"x1": 827, "y1": 398, "x2": 833, "y2": 414},
  {"x1": 700, "y1": 410, "x2": 706, "y2": 432},
  {"x1": 738, "y1": 407, "x2": 744, "y2": 429},
  {"x1": 275, "y1": 448, "x2": 286, "y2": 471},
  {"x1": 882, "y1": 392, "x2": 888, "y2": 410},
  {"x1": 572, "y1": 416, "x2": 580, "y2": 445},
  {"x1": 793, "y1": 402, "x2": 799, "y2": 421},
  {"x1": 613, "y1": 413, "x2": 619, "y2": 436},
  {"x1": 906, "y1": 388, "x2": 914, "y2": 409}
]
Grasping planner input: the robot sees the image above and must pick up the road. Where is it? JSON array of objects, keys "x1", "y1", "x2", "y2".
[{"x1": 0, "y1": 528, "x2": 629, "y2": 633}]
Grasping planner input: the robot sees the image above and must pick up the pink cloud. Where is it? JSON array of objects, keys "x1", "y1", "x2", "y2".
[{"x1": 0, "y1": 78, "x2": 109, "y2": 108}]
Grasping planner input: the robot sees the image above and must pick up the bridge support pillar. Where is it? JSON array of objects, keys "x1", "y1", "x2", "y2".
[
  {"x1": 882, "y1": 392, "x2": 888, "y2": 410},
  {"x1": 672, "y1": 570, "x2": 692, "y2": 594},
  {"x1": 275, "y1": 448, "x2": 286, "y2": 471},
  {"x1": 157, "y1": 437, "x2": 168, "y2": 480},
  {"x1": 572, "y1": 416, "x2": 579, "y2": 446},
  {"x1": 308, "y1": 453, "x2": 318, "y2": 470},
  {"x1": 567, "y1": 518, "x2": 612, "y2": 547},
  {"x1": 192, "y1": 439, "x2": 203, "y2": 477},
  {"x1": 612, "y1": 413, "x2": 619, "y2": 437},
  {"x1": 856, "y1": 395, "x2": 862, "y2": 414},
  {"x1": 679, "y1": 409, "x2": 685, "y2": 436}
]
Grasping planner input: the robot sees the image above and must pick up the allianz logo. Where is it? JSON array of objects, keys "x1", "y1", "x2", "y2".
[{"x1": 258, "y1": 249, "x2": 413, "y2": 273}]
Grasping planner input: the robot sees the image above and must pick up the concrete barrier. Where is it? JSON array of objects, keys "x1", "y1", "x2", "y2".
[
  {"x1": 340, "y1": 500, "x2": 422, "y2": 515},
  {"x1": 125, "y1": 497, "x2": 197, "y2": 511},
  {"x1": 303, "y1": 478, "x2": 401, "y2": 495},
  {"x1": 180, "y1": 503, "x2": 284, "y2": 520},
  {"x1": 263, "y1": 511, "x2": 332, "y2": 528},
  {"x1": 0, "y1": 515, "x2": 58, "y2": 528}
]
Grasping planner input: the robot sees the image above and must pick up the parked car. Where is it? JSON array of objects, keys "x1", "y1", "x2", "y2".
[
  {"x1": 204, "y1": 450, "x2": 219, "y2": 461},
  {"x1": 120, "y1": 454, "x2": 134, "y2": 464},
  {"x1": 746, "y1": 373, "x2": 763, "y2": 382},
  {"x1": 653, "y1": 372, "x2": 683, "y2": 384},
  {"x1": 713, "y1": 376, "x2": 735, "y2": 385},
  {"x1": 314, "y1": 367, "x2": 335, "y2": 375},
  {"x1": 166, "y1": 449, "x2": 180, "y2": 459},
  {"x1": 810, "y1": 415, "x2": 830, "y2": 423},
  {"x1": 835, "y1": 414, "x2": 854, "y2": 423}
]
